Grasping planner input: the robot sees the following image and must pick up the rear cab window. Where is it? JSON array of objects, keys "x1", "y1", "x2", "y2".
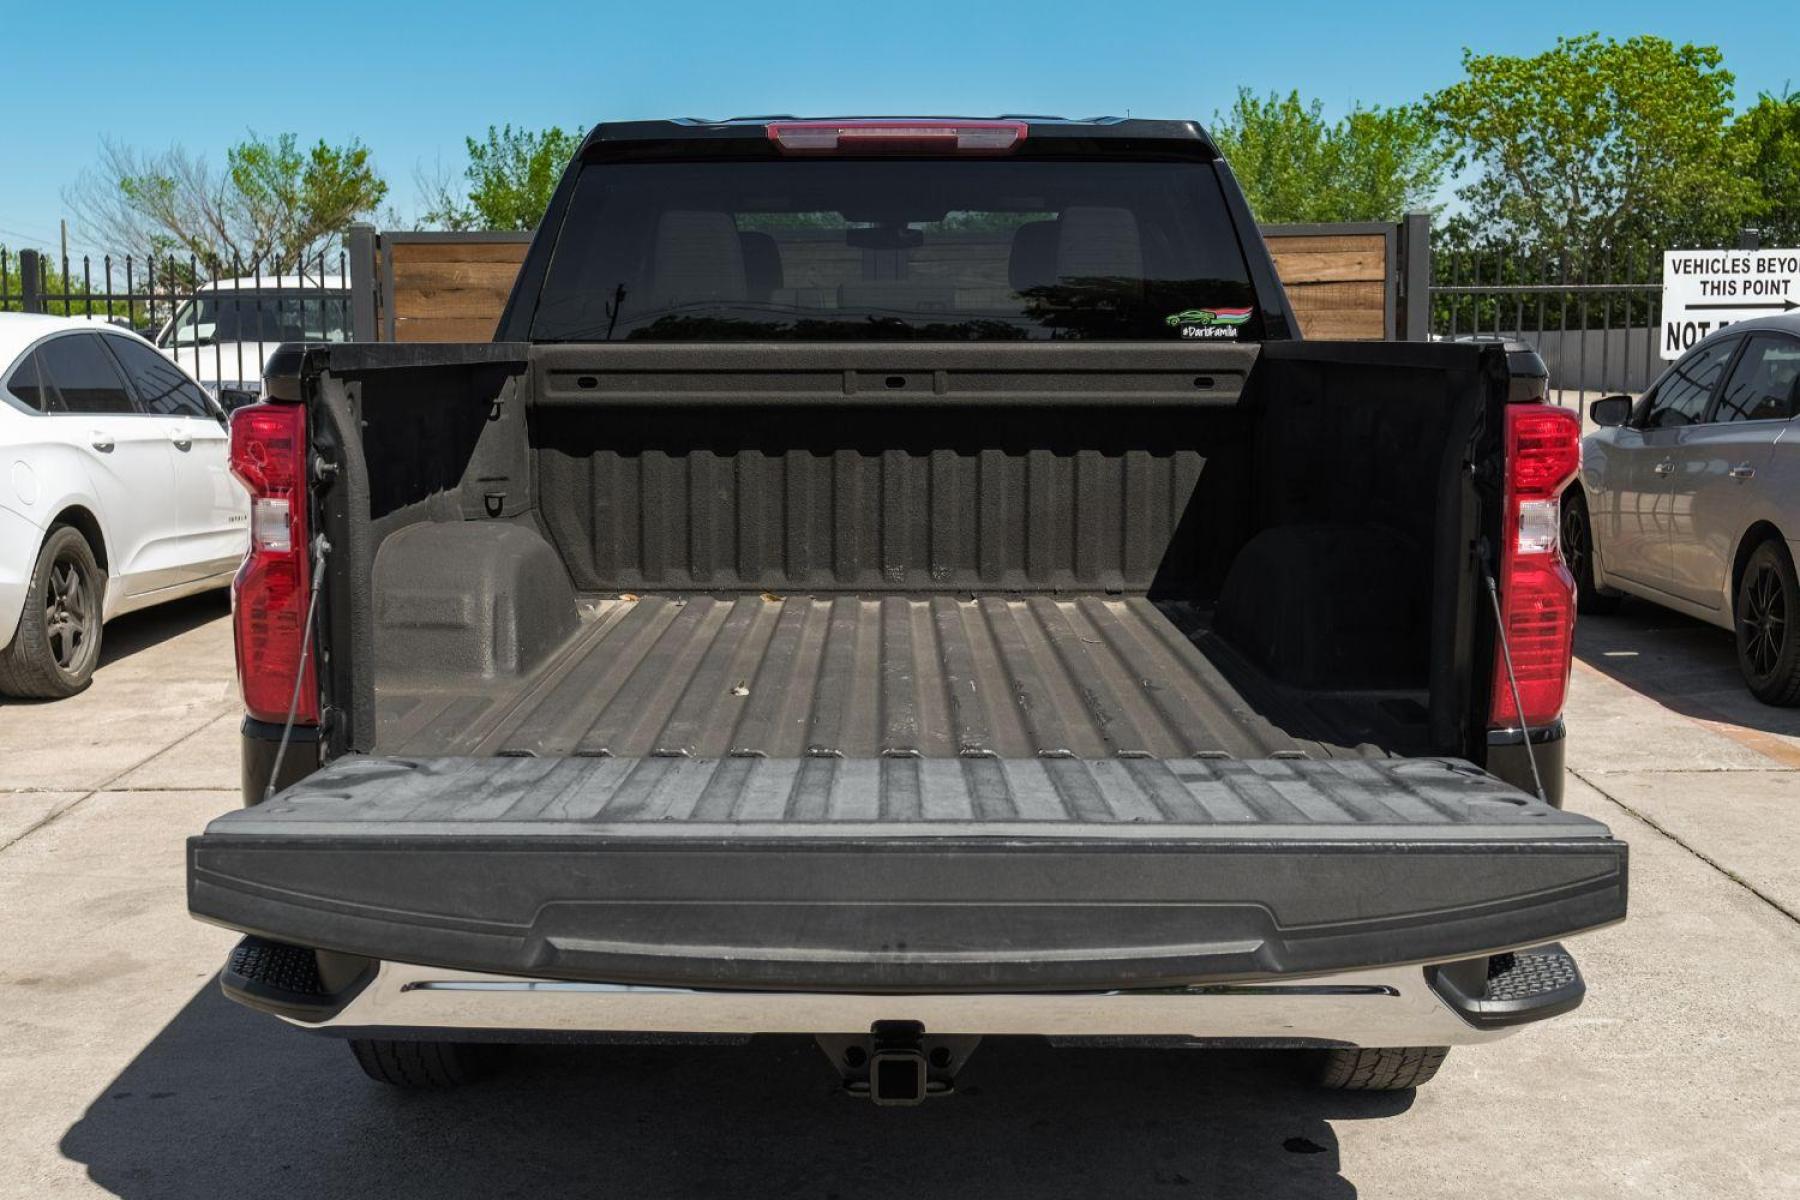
[{"x1": 530, "y1": 159, "x2": 1262, "y2": 342}]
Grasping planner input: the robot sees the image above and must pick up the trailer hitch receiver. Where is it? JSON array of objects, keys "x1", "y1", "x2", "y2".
[{"x1": 817, "y1": 1021, "x2": 981, "y2": 1106}]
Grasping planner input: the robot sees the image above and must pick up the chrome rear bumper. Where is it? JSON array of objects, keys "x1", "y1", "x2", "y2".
[{"x1": 276, "y1": 957, "x2": 1534, "y2": 1048}]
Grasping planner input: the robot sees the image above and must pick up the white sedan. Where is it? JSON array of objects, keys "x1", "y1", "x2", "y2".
[{"x1": 0, "y1": 314, "x2": 248, "y2": 697}]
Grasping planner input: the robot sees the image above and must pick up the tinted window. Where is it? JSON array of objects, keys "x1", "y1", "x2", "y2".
[
  {"x1": 1643, "y1": 339, "x2": 1736, "y2": 429},
  {"x1": 531, "y1": 160, "x2": 1261, "y2": 341},
  {"x1": 104, "y1": 335, "x2": 211, "y2": 417},
  {"x1": 37, "y1": 335, "x2": 137, "y2": 415},
  {"x1": 1713, "y1": 335, "x2": 1800, "y2": 423},
  {"x1": 5, "y1": 349, "x2": 49, "y2": 411}
]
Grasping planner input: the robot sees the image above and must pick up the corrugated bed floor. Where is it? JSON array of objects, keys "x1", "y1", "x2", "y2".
[{"x1": 376, "y1": 595, "x2": 1419, "y2": 760}]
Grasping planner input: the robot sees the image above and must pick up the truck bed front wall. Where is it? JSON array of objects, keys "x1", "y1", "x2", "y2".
[{"x1": 189, "y1": 755, "x2": 1627, "y2": 993}]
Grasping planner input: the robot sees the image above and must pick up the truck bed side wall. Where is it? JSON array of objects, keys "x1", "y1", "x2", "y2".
[
  {"x1": 309, "y1": 345, "x2": 532, "y2": 754},
  {"x1": 1253, "y1": 341, "x2": 1500, "y2": 754}
]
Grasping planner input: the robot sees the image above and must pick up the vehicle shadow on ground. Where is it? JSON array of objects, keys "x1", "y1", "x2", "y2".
[
  {"x1": 59, "y1": 981, "x2": 1412, "y2": 1199},
  {"x1": 96, "y1": 592, "x2": 230, "y2": 669},
  {"x1": 1575, "y1": 598, "x2": 1800, "y2": 740}
]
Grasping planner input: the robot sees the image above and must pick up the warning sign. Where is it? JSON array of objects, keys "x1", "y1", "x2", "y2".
[{"x1": 1662, "y1": 249, "x2": 1800, "y2": 359}]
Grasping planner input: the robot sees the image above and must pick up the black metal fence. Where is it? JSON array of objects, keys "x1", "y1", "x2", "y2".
[
  {"x1": 1, "y1": 246, "x2": 351, "y2": 396},
  {"x1": 1429, "y1": 246, "x2": 1665, "y2": 398}
]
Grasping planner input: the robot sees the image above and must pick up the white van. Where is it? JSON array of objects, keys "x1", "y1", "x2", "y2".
[{"x1": 156, "y1": 275, "x2": 351, "y2": 406}]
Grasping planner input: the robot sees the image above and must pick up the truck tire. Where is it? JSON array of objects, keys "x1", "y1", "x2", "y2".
[
  {"x1": 348, "y1": 1039, "x2": 502, "y2": 1088},
  {"x1": 1314, "y1": 1046, "x2": 1448, "y2": 1091},
  {"x1": 1562, "y1": 494, "x2": 1620, "y2": 616},
  {"x1": 0, "y1": 525, "x2": 105, "y2": 699},
  {"x1": 1735, "y1": 538, "x2": 1800, "y2": 706}
]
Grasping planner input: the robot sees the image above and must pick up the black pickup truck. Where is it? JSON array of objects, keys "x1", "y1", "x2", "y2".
[{"x1": 188, "y1": 116, "x2": 1626, "y2": 1102}]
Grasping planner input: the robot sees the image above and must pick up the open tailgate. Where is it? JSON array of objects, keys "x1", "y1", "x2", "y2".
[{"x1": 188, "y1": 755, "x2": 1627, "y2": 992}]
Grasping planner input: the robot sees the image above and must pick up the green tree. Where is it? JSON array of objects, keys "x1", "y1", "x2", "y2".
[
  {"x1": 1727, "y1": 91, "x2": 1800, "y2": 245},
  {"x1": 64, "y1": 133, "x2": 386, "y2": 269},
  {"x1": 422, "y1": 124, "x2": 581, "y2": 231},
  {"x1": 1430, "y1": 34, "x2": 1751, "y2": 266},
  {"x1": 1210, "y1": 89, "x2": 1450, "y2": 223}
]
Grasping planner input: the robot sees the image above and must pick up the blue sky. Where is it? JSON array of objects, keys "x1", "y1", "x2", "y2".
[{"x1": 0, "y1": 0, "x2": 1791, "y2": 255}]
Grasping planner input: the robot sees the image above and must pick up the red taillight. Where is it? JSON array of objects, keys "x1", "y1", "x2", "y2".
[
  {"x1": 228, "y1": 401, "x2": 317, "y2": 725},
  {"x1": 766, "y1": 119, "x2": 1027, "y2": 155},
  {"x1": 1490, "y1": 404, "x2": 1581, "y2": 730},
  {"x1": 1510, "y1": 404, "x2": 1582, "y2": 498}
]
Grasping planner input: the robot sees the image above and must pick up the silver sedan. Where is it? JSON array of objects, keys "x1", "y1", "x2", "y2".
[{"x1": 1565, "y1": 313, "x2": 1800, "y2": 703}]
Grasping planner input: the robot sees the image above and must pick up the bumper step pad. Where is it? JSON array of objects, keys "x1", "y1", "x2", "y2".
[
  {"x1": 228, "y1": 936, "x2": 327, "y2": 998},
  {"x1": 1430, "y1": 944, "x2": 1587, "y2": 1028},
  {"x1": 1487, "y1": 948, "x2": 1581, "y2": 1002},
  {"x1": 221, "y1": 935, "x2": 373, "y2": 1021}
]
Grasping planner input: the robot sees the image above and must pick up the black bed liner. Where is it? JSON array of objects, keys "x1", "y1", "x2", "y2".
[
  {"x1": 375, "y1": 595, "x2": 1429, "y2": 760},
  {"x1": 189, "y1": 755, "x2": 1627, "y2": 992}
]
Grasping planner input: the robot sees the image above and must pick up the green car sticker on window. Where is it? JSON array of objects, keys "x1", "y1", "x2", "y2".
[
  {"x1": 1166, "y1": 306, "x2": 1253, "y2": 340},
  {"x1": 1166, "y1": 307, "x2": 1253, "y2": 328}
]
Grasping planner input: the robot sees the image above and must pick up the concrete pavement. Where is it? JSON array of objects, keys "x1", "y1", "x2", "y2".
[{"x1": 1, "y1": 592, "x2": 1797, "y2": 1199}]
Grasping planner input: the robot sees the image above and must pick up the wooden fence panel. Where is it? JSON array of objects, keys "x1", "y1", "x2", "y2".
[
  {"x1": 1262, "y1": 227, "x2": 1394, "y2": 340},
  {"x1": 382, "y1": 236, "x2": 531, "y2": 342}
]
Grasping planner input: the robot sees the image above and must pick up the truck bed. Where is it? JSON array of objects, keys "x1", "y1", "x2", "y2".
[
  {"x1": 192, "y1": 335, "x2": 1625, "y2": 998},
  {"x1": 375, "y1": 594, "x2": 1430, "y2": 761}
]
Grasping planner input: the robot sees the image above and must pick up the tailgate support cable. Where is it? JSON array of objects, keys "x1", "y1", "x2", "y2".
[
  {"x1": 265, "y1": 532, "x2": 330, "y2": 803},
  {"x1": 1481, "y1": 548, "x2": 1547, "y2": 805}
]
